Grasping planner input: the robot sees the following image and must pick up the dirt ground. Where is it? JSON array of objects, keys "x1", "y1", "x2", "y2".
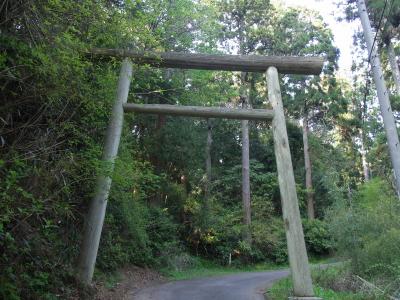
[{"x1": 94, "y1": 265, "x2": 166, "y2": 300}]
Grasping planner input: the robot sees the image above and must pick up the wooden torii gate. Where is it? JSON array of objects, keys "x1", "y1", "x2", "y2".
[{"x1": 77, "y1": 49, "x2": 324, "y2": 300}]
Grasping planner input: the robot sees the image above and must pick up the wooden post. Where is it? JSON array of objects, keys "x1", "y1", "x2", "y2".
[
  {"x1": 267, "y1": 67, "x2": 318, "y2": 299},
  {"x1": 77, "y1": 59, "x2": 133, "y2": 285}
]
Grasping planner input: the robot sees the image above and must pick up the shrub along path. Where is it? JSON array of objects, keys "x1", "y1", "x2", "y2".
[{"x1": 132, "y1": 269, "x2": 289, "y2": 300}]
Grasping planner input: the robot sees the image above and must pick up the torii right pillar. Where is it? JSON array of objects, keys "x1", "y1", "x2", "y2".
[{"x1": 267, "y1": 66, "x2": 321, "y2": 300}]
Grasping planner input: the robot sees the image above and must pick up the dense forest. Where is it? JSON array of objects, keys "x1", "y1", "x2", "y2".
[{"x1": 1, "y1": 0, "x2": 400, "y2": 299}]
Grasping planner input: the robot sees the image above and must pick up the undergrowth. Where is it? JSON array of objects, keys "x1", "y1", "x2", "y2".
[{"x1": 267, "y1": 265, "x2": 382, "y2": 300}]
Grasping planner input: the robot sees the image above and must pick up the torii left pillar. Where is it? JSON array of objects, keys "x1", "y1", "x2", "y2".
[{"x1": 77, "y1": 59, "x2": 133, "y2": 284}]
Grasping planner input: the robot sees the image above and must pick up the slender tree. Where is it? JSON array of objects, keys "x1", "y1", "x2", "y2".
[
  {"x1": 357, "y1": 0, "x2": 400, "y2": 196},
  {"x1": 240, "y1": 74, "x2": 252, "y2": 242},
  {"x1": 235, "y1": 2, "x2": 254, "y2": 243},
  {"x1": 216, "y1": 0, "x2": 273, "y2": 242},
  {"x1": 360, "y1": 128, "x2": 370, "y2": 181},
  {"x1": 386, "y1": 37, "x2": 400, "y2": 94},
  {"x1": 205, "y1": 118, "x2": 213, "y2": 203},
  {"x1": 258, "y1": 7, "x2": 340, "y2": 217},
  {"x1": 302, "y1": 109, "x2": 315, "y2": 219},
  {"x1": 364, "y1": 0, "x2": 400, "y2": 93}
]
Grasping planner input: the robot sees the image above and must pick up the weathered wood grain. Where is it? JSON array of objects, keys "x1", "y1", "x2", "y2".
[
  {"x1": 268, "y1": 66, "x2": 316, "y2": 298},
  {"x1": 123, "y1": 103, "x2": 274, "y2": 121},
  {"x1": 89, "y1": 48, "x2": 324, "y2": 75}
]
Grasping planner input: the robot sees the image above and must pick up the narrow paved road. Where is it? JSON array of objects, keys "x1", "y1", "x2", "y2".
[{"x1": 132, "y1": 269, "x2": 289, "y2": 300}]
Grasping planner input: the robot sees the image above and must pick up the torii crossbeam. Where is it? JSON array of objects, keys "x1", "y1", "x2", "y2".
[
  {"x1": 123, "y1": 103, "x2": 274, "y2": 120},
  {"x1": 78, "y1": 49, "x2": 324, "y2": 300},
  {"x1": 89, "y1": 48, "x2": 324, "y2": 75}
]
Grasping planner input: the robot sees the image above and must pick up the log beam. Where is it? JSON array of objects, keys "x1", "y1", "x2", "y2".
[
  {"x1": 123, "y1": 103, "x2": 274, "y2": 121},
  {"x1": 89, "y1": 48, "x2": 324, "y2": 75}
]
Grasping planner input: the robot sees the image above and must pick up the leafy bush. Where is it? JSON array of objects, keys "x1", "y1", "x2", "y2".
[
  {"x1": 147, "y1": 206, "x2": 182, "y2": 265},
  {"x1": 269, "y1": 265, "x2": 378, "y2": 300},
  {"x1": 97, "y1": 159, "x2": 182, "y2": 270},
  {"x1": 303, "y1": 219, "x2": 334, "y2": 255},
  {"x1": 161, "y1": 250, "x2": 201, "y2": 271},
  {"x1": 327, "y1": 178, "x2": 400, "y2": 293},
  {"x1": 252, "y1": 217, "x2": 288, "y2": 264}
]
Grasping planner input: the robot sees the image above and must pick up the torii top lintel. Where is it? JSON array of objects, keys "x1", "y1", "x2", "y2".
[{"x1": 90, "y1": 48, "x2": 324, "y2": 75}]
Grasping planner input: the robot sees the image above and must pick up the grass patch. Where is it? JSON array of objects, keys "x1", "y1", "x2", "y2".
[
  {"x1": 267, "y1": 265, "x2": 379, "y2": 300},
  {"x1": 160, "y1": 256, "x2": 335, "y2": 281},
  {"x1": 160, "y1": 257, "x2": 286, "y2": 281},
  {"x1": 309, "y1": 256, "x2": 340, "y2": 264},
  {"x1": 267, "y1": 276, "x2": 367, "y2": 299}
]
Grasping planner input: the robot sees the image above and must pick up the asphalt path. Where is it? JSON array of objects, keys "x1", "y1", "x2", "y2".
[{"x1": 132, "y1": 269, "x2": 290, "y2": 300}]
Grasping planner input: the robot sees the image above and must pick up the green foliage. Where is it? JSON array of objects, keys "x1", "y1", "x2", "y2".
[
  {"x1": 0, "y1": 0, "x2": 186, "y2": 296},
  {"x1": 1, "y1": 0, "x2": 389, "y2": 298},
  {"x1": 97, "y1": 148, "x2": 182, "y2": 270},
  {"x1": 327, "y1": 178, "x2": 400, "y2": 293},
  {"x1": 389, "y1": 94, "x2": 400, "y2": 111},
  {"x1": 268, "y1": 265, "x2": 376, "y2": 300},
  {"x1": 252, "y1": 217, "x2": 288, "y2": 263},
  {"x1": 303, "y1": 219, "x2": 334, "y2": 255}
]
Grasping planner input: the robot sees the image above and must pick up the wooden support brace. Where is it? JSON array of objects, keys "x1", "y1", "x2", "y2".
[
  {"x1": 123, "y1": 103, "x2": 274, "y2": 121},
  {"x1": 267, "y1": 66, "x2": 316, "y2": 298},
  {"x1": 89, "y1": 48, "x2": 324, "y2": 75}
]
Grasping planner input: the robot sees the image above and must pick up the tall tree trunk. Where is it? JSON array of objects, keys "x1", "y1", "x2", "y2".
[
  {"x1": 357, "y1": 0, "x2": 400, "y2": 197},
  {"x1": 241, "y1": 73, "x2": 251, "y2": 243},
  {"x1": 241, "y1": 118, "x2": 251, "y2": 241},
  {"x1": 236, "y1": 11, "x2": 251, "y2": 243},
  {"x1": 360, "y1": 127, "x2": 370, "y2": 181},
  {"x1": 205, "y1": 118, "x2": 212, "y2": 204},
  {"x1": 302, "y1": 113, "x2": 315, "y2": 219},
  {"x1": 387, "y1": 39, "x2": 400, "y2": 94},
  {"x1": 359, "y1": 91, "x2": 370, "y2": 181}
]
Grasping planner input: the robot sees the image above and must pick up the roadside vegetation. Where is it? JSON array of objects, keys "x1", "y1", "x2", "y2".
[
  {"x1": 269, "y1": 179, "x2": 400, "y2": 299},
  {"x1": 268, "y1": 265, "x2": 375, "y2": 300}
]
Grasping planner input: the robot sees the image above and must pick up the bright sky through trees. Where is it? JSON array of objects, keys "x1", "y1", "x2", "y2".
[{"x1": 275, "y1": 0, "x2": 360, "y2": 79}]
